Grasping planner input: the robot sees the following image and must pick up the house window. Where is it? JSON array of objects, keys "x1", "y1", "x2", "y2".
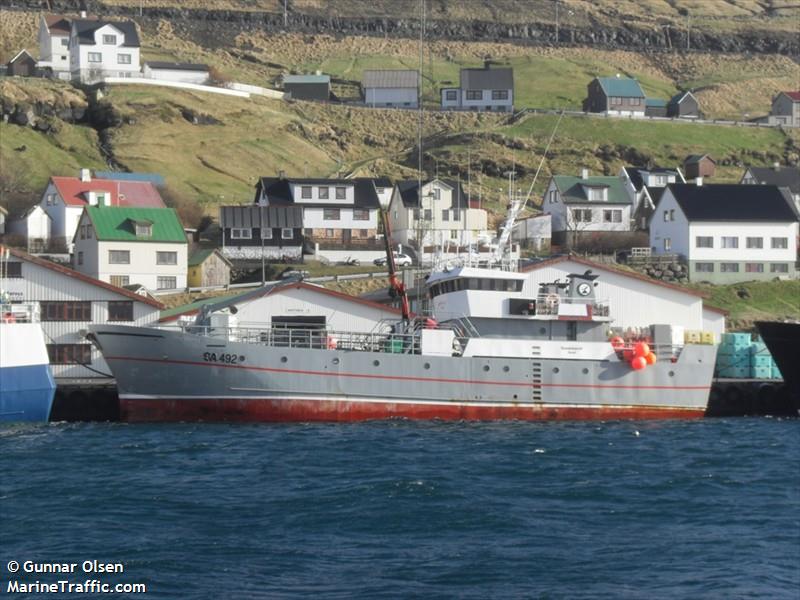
[
  {"x1": 587, "y1": 187, "x2": 606, "y2": 201},
  {"x1": 745, "y1": 263, "x2": 764, "y2": 273},
  {"x1": 135, "y1": 223, "x2": 152, "y2": 237},
  {"x1": 335, "y1": 187, "x2": 346, "y2": 199},
  {"x1": 771, "y1": 237, "x2": 788, "y2": 249},
  {"x1": 103, "y1": 35, "x2": 117, "y2": 44},
  {"x1": 663, "y1": 210, "x2": 669, "y2": 222},
  {"x1": 445, "y1": 90, "x2": 458, "y2": 101},
  {"x1": 746, "y1": 237, "x2": 763, "y2": 249},
  {"x1": 46, "y1": 193, "x2": 56, "y2": 205},
  {"x1": 452, "y1": 209, "x2": 461, "y2": 221},
  {"x1": 117, "y1": 54, "x2": 131, "y2": 65},
  {"x1": 359, "y1": 229, "x2": 369, "y2": 238},
  {"x1": 157, "y1": 276, "x2": 177, "y2": 290},
  {"x1": 301, "y1": 186, "x2": 312, "y2": 199},
  {"x1": 88, "y1": 52, "x2": 102, "y2": 63},
  {"x1": 424, "y1": 209, "x2": 432, "y2": 220},
  {"x1": 77, "y1": 251, "x2": 84, "y2": 265},
  {"x1": 318, "y1": 187, "x2": 329, "y2": 199},
  {"x1": 652, "y1": 175, "x2": 667, "y2": 186},
  {"x1": 571, "y1": 208, "x2": 592, "y2": 223},
  {"x1": 770, "y1": 263, "x2": 789, "y2": 273},
  {"x1": 549, "y1": 190, "x2": 558, "y2": 204},
  {"x1": 611, "y1": 96, "x2": 622, "y2": 105},
  {"x1": 304, "y1": 228, "x2": 313, "y2": 236},
  {"x1": 466, "y1": 90, "x2": 482, "y2": 100},
  {"x1": 696, "y1": 236, "x2": 713, "y2": 248},
  {"x1": 663, "y1": 238, "x2": 672, "y2": 252},
  {"x1": 413, "y1": 209, "x2": 420, "y2": 221},
  {"x1": 2, "y1": 262, "x2": 22, "y2": 278},
  {"x1": 47, "y1": 344, "x2": 92, "y2": 365},
  {"x1": 721, "y1": 236, "x2": 739, "y2": 249},
  {"x1": 86, "y1": 227, "x2": 92, "y2": 238},
  {"x1": 109, "y1": 250, "x2": 130, "y2": 264},
  {"x1": 669, "y1": 209, "x2": 675, "y2": 221},
  {"x1": 353, "y1": 209, "x2": 369, "y2": 221},
  {"x1": 323, "y1": 208, "x2": 340, "y2": 220},
  {"x1": 110, "y1": 275, "x2": 130, "y2": 287},
  {"x1": 721, "y1": 263, "x2": 739, "y2": 273},
  {"x1": 60, "y1": 38, "x2": 69, "y2": 47},
  {"x1": 261, "y1": 228, "x2": 273, "y2": 239},
  {"x1": 108, "y1": 301, "x2": 134, "y2": 322},
  {"x1": 156, "y1": 251, "x2": 178, "y2": 265},
  {"x1": 695, "y1": 263, "x2": 714, "y2": 273},
  {"x1": 442, "y1": 209, "x2": 450, "y2": 221},
  {"x1": 231, "y1": 228, "x2": 252, "y2": 239},
  {"x1": 603, "y1": 209, "x2": 622, "y2": 223},
  {"x1": 631, "y1": 98, "x2": 641, "y2": 106},
  {"x1": 492, "y1": 90, "x2": 509, "y2": 100},
  {"x1": 281, "y1": 228, "x2": 293, "y2": 239},
  {"x1": 325, "y1": 229, "x2": 335, "y2": 238},
  {"x1": 41, "y1": 301, "x2": 91, "y2": 322},
  {"x1": 432, "y1": 188, "x2": 441, "y2": 200}
]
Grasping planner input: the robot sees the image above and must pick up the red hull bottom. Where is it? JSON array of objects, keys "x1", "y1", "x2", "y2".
[{"x1": 121, "y1": 398, "x2": 706, "y2": 423}]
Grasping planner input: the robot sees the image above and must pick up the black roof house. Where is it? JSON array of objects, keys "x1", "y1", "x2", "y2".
[
  {"x1": 395, "y1": 179, "x2": 468, "y2": 208},
  {"x1": 254, "y1": 177, "x2": 381, "y2": 209},
  {"x1": 622, "y1": 166, "x2": 684, "y2": 192},
  {"x1": 72, "y1": 19, "x2": 140, "y2": 47},
  {"x1": 744, "y1": 166, "x2": 800, "y2": 197},
  {"x1": 459, "y1": 67, "x2": 514, "y2": 91},
  {"x1": 667, "y1": 184, "x2": 798, "y2": 222}
]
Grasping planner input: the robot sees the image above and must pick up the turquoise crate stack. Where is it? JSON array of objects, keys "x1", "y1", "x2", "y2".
[{"x1": 714, "y1": 333, "x2": 782, "y2": 379}]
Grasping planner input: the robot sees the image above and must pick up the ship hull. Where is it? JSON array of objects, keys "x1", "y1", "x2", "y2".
[
  {"x1": 755, "y1": 321, "x2": 800, "y2": 411},
  {"x1": 90, "y1": 325, "x2": 716, "y2": 423},
  {"x1": 0, "y1": 323, "x2": 56, "y2": 424}
]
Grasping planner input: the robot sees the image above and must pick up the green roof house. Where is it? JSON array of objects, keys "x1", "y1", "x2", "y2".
[
  {"x1": 543, "y1": 169, "x2": 634, "y2": 244},
  {"x1": 586, "y1": 75, "x2": 646, "y2": 115},
  {"x1": 73, "y1": 206, "x2": 188, "y2": 291}
]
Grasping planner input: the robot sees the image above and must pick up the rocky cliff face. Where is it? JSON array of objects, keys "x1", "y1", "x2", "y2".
[{"x1": 7, "y1": 0, "x2": 798, "y2": 56}]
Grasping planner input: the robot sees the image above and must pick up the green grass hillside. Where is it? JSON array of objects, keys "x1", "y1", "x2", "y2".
[{"x1": 692, "y1": 280, "x2": 800, "y2": 328}]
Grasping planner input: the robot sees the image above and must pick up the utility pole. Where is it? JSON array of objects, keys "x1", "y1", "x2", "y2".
[
  {"x1": 686, "y1": 12, "x2": 690, "y2": 51},
  {"x1": 284, "y1": 0, "x2": 288, "y2": 28},
  {"x1": 554, "y1": 0, "x2": 559, "y2": 45}
]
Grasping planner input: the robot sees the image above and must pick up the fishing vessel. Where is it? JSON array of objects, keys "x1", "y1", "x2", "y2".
[
  {"x1": 0, "y1": 302, "x2": 56, "y2": 423},
  {"x1": 89, "y1": 261, "x2": 717, "y2": 422}
]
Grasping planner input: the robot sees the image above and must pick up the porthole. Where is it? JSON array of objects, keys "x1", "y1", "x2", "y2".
[
  {"x1": 483, "y1": 365, "x2": 490, "y2": 372},
  {"x1": 374, "y1": 360, "x2": 380, "y2": 367},
  {"x1": 582, "y1": 368, "x2": 589, "y2": 375},
  {"x1": 539, "y1": 327, "x2": 547, "y2": 335},
  {"x1": 513, "y1": 394, "x2": 518, "y2": 400},
  {"x1": 332, "y1": 358, "x2": 340, "y2": 365},
  {"x1": 424, "y1": 363, "x2": 431, "y2": 370},
  {"x1": 503, "y1": 366, "x2": 510, "y2": 372},
  {"x1": 553, "y1": 367, "x2": 559, "y2": 374},
  {"x1": 668, "y1": 370, "x2": 675, "y2": 377},
  {"x1": 280, "y1": 356, "x2": 288, "y2": 363}
]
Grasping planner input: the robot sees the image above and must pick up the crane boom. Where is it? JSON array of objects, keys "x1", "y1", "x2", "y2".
[{"x1": 380, "y1": 209, "x2": 411, "y2": 323}]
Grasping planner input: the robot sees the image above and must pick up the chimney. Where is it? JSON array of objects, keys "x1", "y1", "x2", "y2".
[
  {"x1": 80, "y1": 10, "x2": 87, "y2": 18},
  {"x1": 695, "y1": 177, "x2": 703, "y2": 186},
  {"x1": 278, "y1": 169, "x2": 286, "y2": 179},
  {"x1": 580, "y1": 168, "x2": 589, "y2": 180},
  {"x1": 79, "y1": 168, "x2": 91, "y2": 182}
]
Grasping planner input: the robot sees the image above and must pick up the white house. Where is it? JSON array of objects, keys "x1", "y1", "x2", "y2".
[
  {"x1": 619, "y1": 166, "x2": 686, "y2": 230},
  {"x1": 543, "y1": 170, "x2": 633, "y2": 244},
  {"x1": 254, "y1": 176, "x2": 382, "y2": 248},
  {"x1": 520, "y1": 255, "x2": 727, "y2": 341},
  {"x1": 0, "y1": 205, "x2": 7, "y2": 235},
  {"x1": 159, "y1": 279, "x2": 404, "y2": 334},
  {"x1": 7, "y1": 205, "x2": 52, "y2": 253},
  {"x1": 387, "y1": 179, "x2": 488, "y2": 249},
  {"x1": 768, "y1": 91, "x2": 800, "y2": 127},
  {"x1": 35, "y1": 169, "x2": 166, "y2": 253},
  {"x1": 0, "y1": 244, "x2": 162, "y2": 381},
  {"x1": 69, "y1": 18, "x2": 141, "y2": 82},
  {"x1": 37, "y1": 14, "x2": 72, "y2": 79},
  {"x1": 649, "y1": 182, "x2": 799, "y2": 284},
  {"x1": 362, "y1": 70, "x2": 419, "y2": 108},
  {"x1": 741, "y1": 164, "x2": 800, "y2": 214},
  {"x1": 511, "y1": 214, "x2": 551, "y2": 252},
  {"x1": 143, "y1": 61, "x2": 209, "y2": 84},
  {"x1": 441, "y1": 66, "x2": 514, "y2": 112},
  {"x1": 73, "y1": 206, "x2": 188, "y2": 291}
]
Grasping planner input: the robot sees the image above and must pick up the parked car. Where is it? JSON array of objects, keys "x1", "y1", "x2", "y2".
[
  {"x1": 279, "y1": 268, "x2": 310, "y2": 280},
  {"x1": 374, "y1": 253, "x2": 413, "y2": 267}
]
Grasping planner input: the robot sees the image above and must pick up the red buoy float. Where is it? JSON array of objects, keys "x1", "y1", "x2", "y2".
[
  {"x1": 623, "y1": 349, "x2": 634, "y2": 362},
  {"x1": 610, "y1": 336, "x2": 624, "y2": 349},
  {"x1": 633, "y1": 342, "x2": 650, "y2": 358},
  {"x1": 645, "y1": 352, "x2": 657, "y2": 365},
  {"x1": 630, "y1": 356, "x2": 647, "y2": 370}
]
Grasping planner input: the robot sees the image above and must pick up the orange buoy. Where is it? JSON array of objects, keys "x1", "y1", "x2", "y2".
[
  {"x1": 630, "y1": 356, "x2": 647, "y2": 370},
  {"x1": 633, "y1": 342, "x2": 650, "y2": 358},
  {"x1": 610, "y1": 336, "x2": 624, "y2": 349},
  {"x1": 645, "y1": 352, "x2": 657, "y2": 365},
  {"x1": 623, "y1": 349, "x2": 634, "y2": 361}
]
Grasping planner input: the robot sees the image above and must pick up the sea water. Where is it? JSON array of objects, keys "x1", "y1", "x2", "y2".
[{"x1": 1, "y1": 419, "x2": 798, "y2": 599}]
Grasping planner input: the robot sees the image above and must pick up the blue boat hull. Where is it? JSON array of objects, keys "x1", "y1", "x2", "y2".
[{"x1": 0, "y1": 364, "x2": 56, "y2": 423}]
